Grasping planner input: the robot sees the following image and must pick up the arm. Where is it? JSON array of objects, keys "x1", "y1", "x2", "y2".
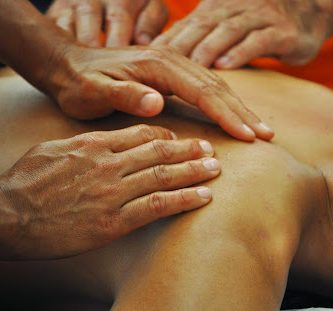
[
  {"x1": 0, "y1": 0, "x2": 75, "y2": 96},
  {"x1": 0, "y1": 0, "x2": 273, "y2": 142}
]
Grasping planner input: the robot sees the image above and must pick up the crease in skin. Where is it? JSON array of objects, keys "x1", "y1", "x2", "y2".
[{"x1": 320, "y1": 169, "x2": 333, "y2": 235}]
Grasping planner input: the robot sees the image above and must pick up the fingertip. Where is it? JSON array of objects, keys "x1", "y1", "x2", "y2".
[
  {"x1": 140, "y1": 93, "x2": 164, "y2": 116},
  {"x1": 254, "y1": 122, "x2": 275, "y2": 141},
  {"x1": 215, "y1": 56, "x2": 234, "y2": 69},
  {"x1": 199, "y1": 140, "x2": 214, "y2": 154},
  {"x1": 242, "y1": 124, "x2": 256, "y2": 141},
  {"x1": 136, "y1": 33, "x2": 152, "y2": 45},
  {"x1": 171, "y1": 132, "x2": 178, "y2": 140},
  {"x1": 196, "y1": 187, "x2": 212, "y2": 201}
]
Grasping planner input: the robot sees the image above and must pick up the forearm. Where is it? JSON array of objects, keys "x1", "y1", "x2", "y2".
[
  {"x1": 0, "y1": 0, "x2": 76, "y2": 97},
  {"x1": 0, "y1": 176, "x2": 20, "y2": 260}
]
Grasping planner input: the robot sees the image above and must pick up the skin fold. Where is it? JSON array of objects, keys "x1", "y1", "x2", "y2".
[{"x1": 0, "y1": 68, "x2": 333, "y2": 310}]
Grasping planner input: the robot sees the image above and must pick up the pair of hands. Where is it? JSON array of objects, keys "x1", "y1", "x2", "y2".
[
  {"x1": 0, "y1": 125, "x2": 221, "y2": 259},
  {"x1": 49, "y1": 0, "x2": 333, "y2": 68},
  {"x1": 47, "y1": 0, "x2": 274, "y2": 142}
]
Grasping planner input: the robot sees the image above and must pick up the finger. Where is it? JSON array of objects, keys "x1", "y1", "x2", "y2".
[
  {"x1": 135, "y1": 0, "x2": 169, "y2": 45},
  {"x1": 165, "y1": 19, "x2": 216, "y2": 56},
  {"x1": 143, "y1": 51, "x2": 263, "y2": 141},
  {"x1": 223, "y1": 92, "x2": 274, "y2": 141},
  {"x1": 215, "y1": 28, "x2": 277, "y2": 69},
  {"x1": 151, "y1": 19, "x2": 187, "y2": 47},
  {"x1": 119, "y1": 187, "x2": 212, "y2": 233},
  {"x1": 75, "y1": 0, "x2": 103, "y2": 47},
  {"x1": 55, "y1": 8, "x2": 75, "y2": 35},
  {"x1": 71, "y1": 125, "x2": 176, "y2": 153},
  {"x1": 121, "y1": 158, "x2": 220, "y2": 202},
  {"x1": 105, "y1": 125, "x2": 176, "y2": 152},
  {"x1": 191, "y1": 15, "x2": 269, "y2": 67},
  {"x1": 122, "y1": 139, "x2": 214, "y2": 175},
  {"x1": 100, "y1": 76, "x2": 165, "y2": 117},
  {"x1": 105, "y1": 5, "x2": 135, "y2": 47}
]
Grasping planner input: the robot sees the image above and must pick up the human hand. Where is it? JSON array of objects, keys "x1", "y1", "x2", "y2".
[
  {"x1": 0, "y1": 125, "x2": 221, "y2": 260},
  {"x1": 153, "y1": 0, "x2": 333, "y2": 68},
  {"x1": 45, "y1": 44, "x2": 274, "y2": 142},
  {"x1": 47, "y1": 0, "x2": 168, "y2": 47}
]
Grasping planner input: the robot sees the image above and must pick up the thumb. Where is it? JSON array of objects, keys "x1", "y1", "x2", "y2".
[
  {"x1": 134, "y1": 0, "x2": 169, "y2": 45},
  {"x1": 108, "y1": 79, "x2": 164, "y2": 117}
]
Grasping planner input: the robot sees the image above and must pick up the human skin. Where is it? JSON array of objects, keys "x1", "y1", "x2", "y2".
[
  {"x1": 153, "y1": 0, "x2": 333, "y2": 69},
  {"x1": 0, "y1": 69, "x2": 332, "y2": 310},
  {"x1": 0, "y1": 0, "x2": 273, "y2": 141},
  {"x1": 47, "y1": 0, "x2": 168, "y2": 47},
  {"x1": 0, "y1": 0, "x2": 272, "y2": 260}
]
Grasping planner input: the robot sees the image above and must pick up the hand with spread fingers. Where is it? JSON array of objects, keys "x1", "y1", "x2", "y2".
[
  {"x1": 0, "y1": 125, "x2": 221, "y2": 260},
  {"x1": 1, "y1": 0, "x2": 274, "y2": 144},
  {"x1": 153, "y1": 0, "x2": 333, "y2": 68},
  {"x1": 49, "y1": 45, "x2": 274, "y2": 142},
  {"x1": 47, "y1": 0, "x2": 168, "y2": 47}
]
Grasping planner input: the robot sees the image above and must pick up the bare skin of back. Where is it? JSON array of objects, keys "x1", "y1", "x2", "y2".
[{"x1": 0, "y1": 68, "x2": 333, "y2": 311}]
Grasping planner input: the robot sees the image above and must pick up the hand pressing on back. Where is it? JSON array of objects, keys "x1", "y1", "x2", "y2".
[{"x1": 0, "y1": 125, "x2": 221, "y2": 260}]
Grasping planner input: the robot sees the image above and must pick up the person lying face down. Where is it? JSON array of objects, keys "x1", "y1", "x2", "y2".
[
  {"x1": 49, "y1": 0, "x2": 333, "y2": 69},
  {"x1": 0, "y1": 67, "x2": 332, "y2": 310},
  {"x1": 0, "y1": 0, "x2": 276, "y2": 260}
]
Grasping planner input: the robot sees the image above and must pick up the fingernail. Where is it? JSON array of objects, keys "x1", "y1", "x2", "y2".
[
  {"x1": 199, "y1": 140, "x2": 213, "y2": 154},
  {"x1": 203, "y1": 158, "x2": 220, "y2": 171},
  {"x1": 217, "y1": 56, "x2": 232, "y2": 69},
  {"x1": 140, "y1": 93, "x2": 161, "y2": 114},
  {"x1": 196, "y1": 187, "x2": 212, "y2": 199},
  {"x1": 243, "y1": 124, "x2": 255, "y2": 137},
  {"x1": 137, "y1": 33, "x2": 152, "y2": 45},
  {"x1": 171, "y1": 132, "x2": 178, "y2": 140},
  {"x1": 258, "y1": 122, "x2": 273, "y2": 133}
]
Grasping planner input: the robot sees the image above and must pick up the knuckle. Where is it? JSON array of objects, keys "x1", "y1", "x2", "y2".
[
  {"x1": 153, "y1": 165, "x2": 173, "y2": 186},
  {"x1": 198, "y1": 81, "x2": 219, "y2": 97},
  {"x1": 135, "y1": 124, "x2": 157, "y2": 142},
  {"x1": 223, "y1": 21, "x2": 242, "y2": 35},
  {"x1": 188, "y1": 15, "x2": 215, "y2": 30},
  {"x1": 95, "y1": 158, "x2": 124, "y2": 175},
  {"x1": 145, "y1": 46, "x2": 177, "y2": 61},
  {"x1": 178, "y1": 189, "x2": 193, "y2": 206},
  {"x1": 188, "y1": 140, "x2": 203, "y2": 158},
  {"x1": 97, "y1": 209, "x2": 122, "y2": 234},
  {"x1": 148, "y1": 192, "x2": 167, "y2": 215},
  {"x1": 152, "y1": 139, "x2": 174, "y2": 161},
  {"x1": 75, "y1": 132, "x2": 103, "y2": 148},
  {"x1": 106, "y1": 9, "x2": 131, "y2": 23},
  {"x1": 155, "y1": 126, "x2": 173, "y2": 139},
  {"x1": 197, "y1": 43, "x2": 216, "y2": 56},
  {"x1": 76, "y1": 2, "x2": 99, "y2": 15},
  {"x1": 186, "y1": 161, "x2": 202, "y2": 180}
]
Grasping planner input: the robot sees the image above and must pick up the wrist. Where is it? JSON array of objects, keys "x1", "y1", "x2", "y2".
[
  {"x1": 0, "y1": 0, "x2": 78, "y2": 100},
  {"x1": 34, "y1": 42, "x2": 80, "y2": 101}
]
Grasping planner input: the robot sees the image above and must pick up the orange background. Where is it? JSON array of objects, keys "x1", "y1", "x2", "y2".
[{"x1": 164, "y1": 0, "x2": 333, "y2": 89}]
